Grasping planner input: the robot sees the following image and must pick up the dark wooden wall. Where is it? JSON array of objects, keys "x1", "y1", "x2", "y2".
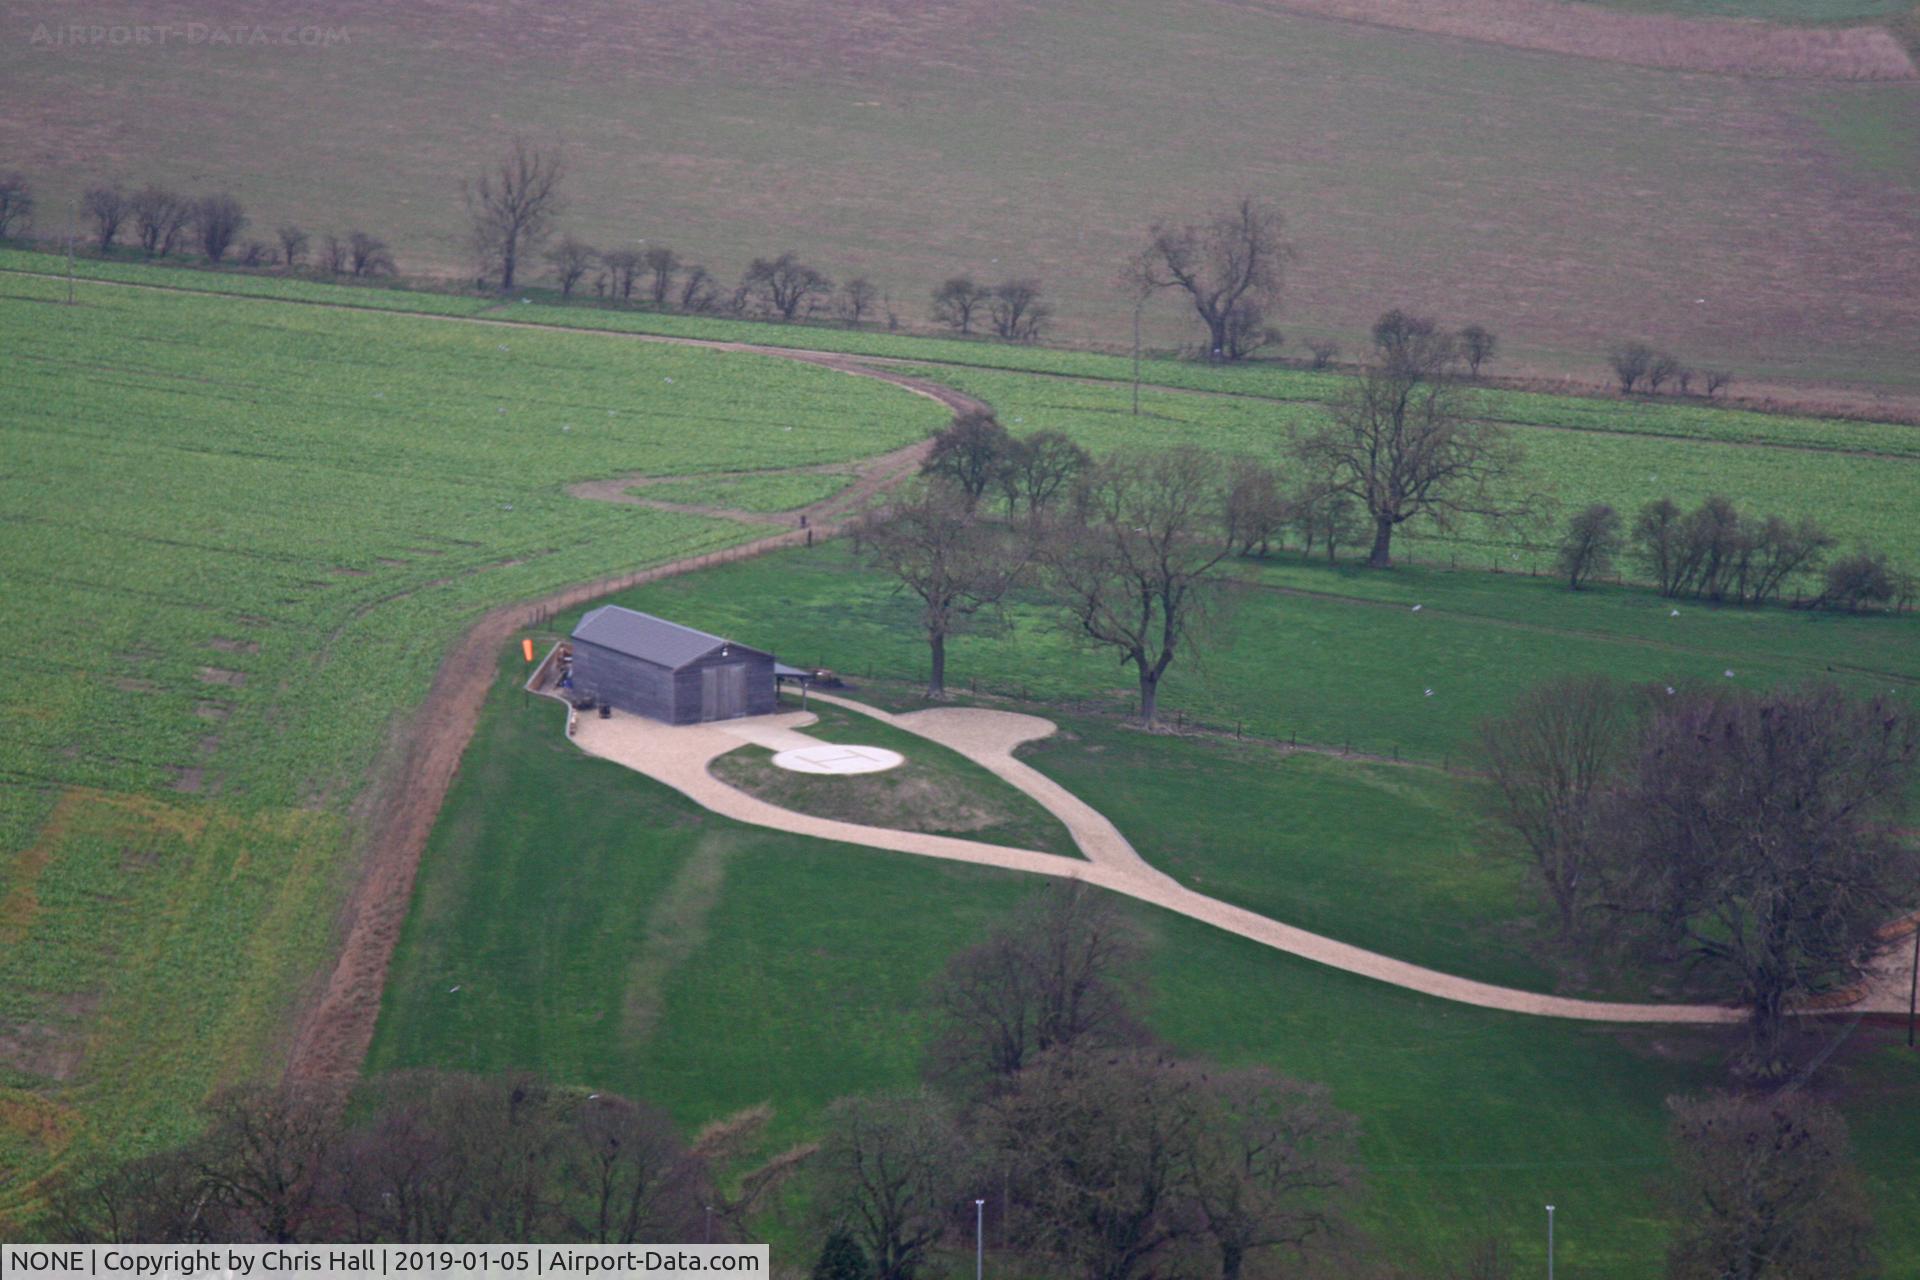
[
  {"x1": 574, "y1": 640, "x2": 776, "y2": 724},
  {"x1": 572, "y1": 640, "x2": 675, "y2": 721}
]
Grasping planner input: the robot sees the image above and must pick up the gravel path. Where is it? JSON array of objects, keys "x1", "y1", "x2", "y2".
[{"x1": 565, "y1": 693, "x2": 1765, "y2": 1024}]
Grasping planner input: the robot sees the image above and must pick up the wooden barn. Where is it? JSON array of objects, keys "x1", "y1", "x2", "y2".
[{"x1": 569, "y1": 605, "x2": 777, "y2": 724}]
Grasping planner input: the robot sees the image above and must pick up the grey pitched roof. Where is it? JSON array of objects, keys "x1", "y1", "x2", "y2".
[{"x1": 572, "y1": 605, "x2": 768, "y2": 670}]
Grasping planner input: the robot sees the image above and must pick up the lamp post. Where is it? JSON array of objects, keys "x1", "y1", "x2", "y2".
[
  {"x1": 1545, "y1": 1205, "x2": 1555, "y2": 1280},
  {"x1": 1907, "y1": 919, "x2": 1917, "y2": 1049},
  {"x1": 704, "y1": 1204, "x2": 713, "y2": 1244},
  {"x1": 1132, "y1": 295, "x2": 1144, "y2": 417},
  {"x1": 975, "y1": 1198, "x2": 985, "y2": 1280}
]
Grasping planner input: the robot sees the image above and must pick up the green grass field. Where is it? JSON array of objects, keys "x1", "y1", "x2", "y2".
[
  {"x1": 369, "y1": 644, "x2": 1920, "y2": 1276},
  {"x1": 3, "y1": 252, "x2": 1916, "y2": 1261},
  {"x1": 0, "y1": 275, "x2": 945, "y2": 1209},
  {"x1": 4, "y1": 0, "x2": 1919, "y2": 388},
  {"x1": 630, "y1": 470, "x2": 855, "y2": 513},
  {"x1": 593, "y1": 540, "x2": 1918, "y2": 762}
]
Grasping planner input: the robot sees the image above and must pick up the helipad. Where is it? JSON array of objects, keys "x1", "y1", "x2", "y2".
[{"x1": 770, "y1": 744, "x2": 905, "y2": 775}]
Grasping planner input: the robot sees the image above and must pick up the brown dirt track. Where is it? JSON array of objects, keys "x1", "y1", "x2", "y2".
[{"x1": 283, "y1": 356, "x2": 987, "y2": 1084}]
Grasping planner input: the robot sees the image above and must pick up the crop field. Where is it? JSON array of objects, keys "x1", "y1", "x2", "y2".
[
  {"x1": 630, "y1": 470, "x2": 855, "y2": 514},
  {"x1": 4, "y1": 0, "x2": 1920, "y2": 388},
  {"x1": 0, "y1": 276, "x2": 945, "y2": 1210},
  {"x1": 370, "y1": 643, "x2": 1920, "y2": 1276},
  {"x1": 16, "y1": 250, "x2": 1920, "y2": 451}
]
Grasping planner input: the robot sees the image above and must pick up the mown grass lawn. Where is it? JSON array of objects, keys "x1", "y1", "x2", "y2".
[
  {"x1": 710, "y1": 699, "x2": 1080, "y2": 857},
  {"x1": 370, "y1": 647, "x2": 1920, "y2": 1277}
]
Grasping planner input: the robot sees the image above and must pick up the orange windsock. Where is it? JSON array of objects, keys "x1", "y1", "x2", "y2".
[{"x1": 522, "y1": 638, "x2": 535, "y2": 663}]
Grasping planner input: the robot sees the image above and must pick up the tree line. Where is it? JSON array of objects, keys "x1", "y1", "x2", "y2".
[
  {"x1": 860, "y1": 307, "x2": 1528, "y2": 725},
  {"x1": 28, "y1": 878, "x2": 1886, "y2": 1277},
  {"x1": 1553, "y1": 495, "x2": 1912, "y2": 610},
  {"x1": 1482, "y1": 676, "x2": 1917, "y2": 1079},
  {"x1": 6, "y1": 158, "x2": 1775, "y2": 405}
]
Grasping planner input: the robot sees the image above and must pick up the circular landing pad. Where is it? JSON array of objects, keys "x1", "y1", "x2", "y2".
[{"x1": 771, "y1": 744, "x2": 905, "y2": 775}]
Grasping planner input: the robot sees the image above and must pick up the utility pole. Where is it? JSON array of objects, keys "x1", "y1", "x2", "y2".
[
  {"x1": 1907, "y1": 920, "x2": 1917, "y2": 1049},
  {"x1": 1132, "y1": 295, "x2": 1143, "y2": 416},
  {"x1": 66, "y1": 196, "x2": 77, "y2": 304}
]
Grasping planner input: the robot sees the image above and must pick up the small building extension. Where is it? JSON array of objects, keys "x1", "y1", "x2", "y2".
[{"x1": 569, "y1": 605, "x2": 778, "y2": 724}]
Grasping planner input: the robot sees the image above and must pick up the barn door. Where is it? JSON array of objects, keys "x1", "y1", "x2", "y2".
[{"x1": 700, "y1": 664, "x2": 747, "y2": 720}]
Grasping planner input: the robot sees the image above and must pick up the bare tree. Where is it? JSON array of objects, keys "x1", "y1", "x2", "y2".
[
  {"x1": 318, "y1": 234, "x2": 349, "y2": 276},
  {"x1": 920, "y1": 411, "x2": 1017, "y2": 510},
  {"x1": 600, "y1": 248, "x2": 641, "y2": 301},
  {"x1": 1001, "y1": 431, "x2": 1090, "y2": 518},
  {"x1": 130, "y1": 185, "x2": 192, "y2": 258},
  {"x1": 1304, "y1": 338, "x2": 1340, "y2": 371},
  {"x1": 1816, "y1": 546, "x2": 1915, "y2": 613},
  {"x1": 1479, "y1": 675, "x2": 1634, "y2": 935},
  {"x1": 813, "y1": 1092, "x2": 967, "y2": 1280},
  {"x1": 544, "y1": 235, "x2": 597, "y2": 299},
  {"x1": 856, "y1": 485, "x2": 1026, "y2": 698},
  {"x1": 1040, "y1": 447, "x2": 1244, "y2": 726},
  {"x1": 1289, "y1": 477, "x2": 1362, "y2": 563},
  {"x1": 85, "y1": 185, "x2": 129, "y2": 254},
  {"x1": 1665, "y1": 1092, "x2": 1875, "y2": 1279},
  {"x1": 637, "y1": 246, "x2": 677, "y2": 303},
  {"x1": 1597, "y1": 686, "x2": 1917, "y2": 1077},
  {"x1": 1227, "y1": 460, "x2": 1287, "y2": 557},
  {"x1": 1292, "y1": 323, "x2": 1531, "y2": 568},
  {"x1": 1632, "y1": 497, "x2": 1685, "y2": 596},
  {"x1": 740, "y1": 252, "x2": 832, "y2": 320},
  {"x1": 930, "y1": 883, "x2": 1145, "y2": 1086},
  {"x1": 1609, "y1": 341, "x2": 1655, "y2": 393},
  {"x1": 1133, "y1": 197, "x2": 1292, "y2": 362},
  {"x1": 838, "y1": 276, "x2": 880, "y2": 327},
  {"x1": 931, "y1": 276, "x2": 991, "y2": 334},
  {"x1": 347, "y1": 231, "x2": 395, "y2": 278},
  {"x1": 465, "y1": 139, "x2": 565, "y2": 291},
  {"x1": 1219, "y1": 298, "x2": 1279, "y2": 361},
  {"x1": 36, "y1": 1147, "x2": 220, "y2": 1243},
  {"x1": 193, "y1": 193, "x2": 247, "y2": 263},
  {"x1": 1646, "y1": 351, "x2": 1683, "y2": 394},
  {"x1": 194, "y1": 1082, "x2": 344, "y2": 1242},
  {"x1": 238, "y1": 240, "x2": 271, "y2": 268},
  {"x1": 559, "y1": 1095, "x2": 708, "y2": 1244},
  {"x1": 1557, "y1": 503, "x2": 1622, "y2": 590},
  {"x1": 1188, "y1": 1066, "x2": 1358, "y2": 1280},
  {"x1": 678, "y1": 263, "x2": 718, "y2": 312},
  {"x1": 988, "y1": 278, "x2": 1050, "y2": 341},
  {"x1": 0, "y1": 171, "x2": 31, "y2": 238},
  {"x1": 275, "y1": 224, "x2": 309, "y2": 269},
  {"x1": 1703, "y1": 369, "x2": 1733, "y2": 398},
  {"x1": 1459, "y1": 325, "x2": 1498, "y2": 378},
  {"x1": 982, "y1": 1048, "x2": 1203, "y2": 1280}
]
